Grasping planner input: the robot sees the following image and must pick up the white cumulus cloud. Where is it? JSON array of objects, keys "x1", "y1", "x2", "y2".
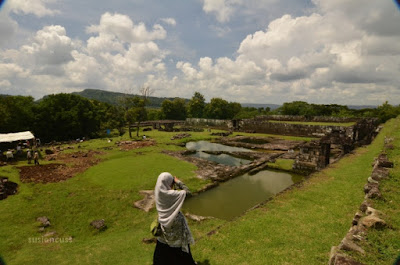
[
  {"x1": 176, "y1": 0, "x2": 400, "y2": 104},
  {"x1": 6, "y1": 0, "x2": 59, "y2": 17}
]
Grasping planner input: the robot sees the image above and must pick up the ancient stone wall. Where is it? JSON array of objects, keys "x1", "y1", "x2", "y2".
[
  {"x1": 293, "y1": 119, "x2": 379, "y2": 172},
  {"x1": 237, "y1": 119, "x2": 352, "y2": 137},
  {"x1": 254, "y1": 115, "x2": 359, "y2": 123},
  {"x1": 185, "y1": 118, "x2": 231, "y2": 130}
]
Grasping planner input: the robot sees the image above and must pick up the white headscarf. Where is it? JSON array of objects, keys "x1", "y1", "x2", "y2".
[{"x1": 155, "y1": 172, "x2": 186, "y2": 228}]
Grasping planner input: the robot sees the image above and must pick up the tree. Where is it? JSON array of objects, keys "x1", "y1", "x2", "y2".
[
  {"x1": 0, "y1": 95, "x2": 35, "y2": 133},
  {"x1": 33, "y1": 94, "x2": 100, "y2": 141},
  {"x1": 161, "y1": 98, "x2": 187, "y2": 120},
  {"x1": 118, "y1": 86, "x2": 153, "y2": 138},
  {"x1": 277, "y1": 101, "x2": 311, "y2": 116},
  {"x1": 204, "y1": 98, "x2": 240, "y2": 119},
  {"x1": 147, "y1": 108, "x2": 162, "y2": 121},
  {"x1": 376, "y1": 101, "x2": 400, "y2": 123},
  {"x1": 91, "y1": 100, "x2": 125, "y2": 136},
  {"x1": 187, "y1": 92, "x2": 205, "y2": 118},
  {"x1": 228, "y1": 102, "x2": 242, "y2": 118}
]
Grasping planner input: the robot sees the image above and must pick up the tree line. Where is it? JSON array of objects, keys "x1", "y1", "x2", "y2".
[{"x1": 1, "y1": 92, "x2": 398, "y2": 142}]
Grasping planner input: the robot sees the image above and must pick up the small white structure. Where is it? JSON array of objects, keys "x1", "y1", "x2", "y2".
[{"x1": 0, "y1": 131, "x2": 35, "y2": 143}]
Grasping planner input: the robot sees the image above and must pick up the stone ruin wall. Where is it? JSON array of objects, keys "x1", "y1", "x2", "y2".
[
  {"x1": 237, "y1": 119, "x2": 353, "y2": 138},
  {"x1": 256, "y1": 115, "x2": 359, "y2": 123},
  {"x1": 292, "y1": 118, "x2": 380, "y2": 173},
  {"x1": 185, "y1": 117, "x2": 379, "y2": 144},
  {"x1": 185, "y1": 118, "x2": 230, "y2": 130},
  {"x1": 185, "y1": 116, "x2": 380, "y2": 174}
]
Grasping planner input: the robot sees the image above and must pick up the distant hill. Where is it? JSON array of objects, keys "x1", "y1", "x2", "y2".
[
  {"x1": 73, "y1": 89, "x2": 283, "y2": 109},
  {"x1": 241, "y1": 103, "x2": 281, "y2": 110},
  {"x1": 72, "y1": 89, "x2": 188, "y2": 108},
  {"x1": 41, "y1": 89, "x2": 377, "y2": 110}
]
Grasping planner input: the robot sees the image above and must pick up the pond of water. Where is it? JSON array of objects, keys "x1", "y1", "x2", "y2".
[
  {"x1": 186, "y1": 141, "x2": 253, "y2": 166},
  {"x1": 189, "y1": 151, "x2": 251, "y2": 166},
  {"x1": 183, "y1": 170, "x2": 303, "y2": 220},
  {"x1": 186, "y1": 141, "x2": 253, "y2": 152}
]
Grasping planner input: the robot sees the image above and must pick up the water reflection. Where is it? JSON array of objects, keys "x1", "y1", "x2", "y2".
[
  {"x1": 190, "y1": 151, "x2": 251, "y2": 166},
  {"x1": 186, "y1": 141, "x2": 253, "y2": 152},
  {"x1": 186, "y1": 141, "x2": 253, "y2": 166},
  {"x1": 184, "y1": 170, "x2": 302, "y2": 220}
]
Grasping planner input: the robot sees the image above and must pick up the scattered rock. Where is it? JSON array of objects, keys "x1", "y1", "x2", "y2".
[
  {"x1": 185, "y1": 213, "x2": 213, "y2": 222},
  {"x1": 0, "y1": 177, "x2": 18, "y2": 200},
  {"x1": 366, "y1": 187, "x2": 382, "y2": 199},
  {"x1": 333, "y1": 254, "x2": 366, "y2": 265},
  {"x1": 367, "y1": 177, "x2": 379, "y2": 184},
  {"x1": 360, "y1": 215, "x2": 386, "y2": 229},
  {"x1": 115, "y1": 140, "x2": 155, "y2": 151},
  {"x1": 37, "y1": 216, "x2": 51, "y2": 227},
  {"x1": 170, "y1": 133, "x2": 191, "y2": 140},
  {"x1": 210, "y1": 132, "x2": 231, "y2": 136},
  {"x1": 44, "y1": 231, "x2": 57, "y2": 237},
  {"x1": 339, "y1": 238, "x2": 365, "y2": 254},
  {"x1": 352, "y1": 212, "x2": 363, "y2": 226},
  {"x1": 329, "y1": 246, "x2": 366, "y2": 265},
  {"x1": 376, "y1": 154, "x2": 394, "y2": 168},
  {"x1": 38, "y1": 227, "x2": 45, "y2": 233},
  {"x1": 359, "y1": 200, "x2": 371, "y2": 213},
  {"x1": 328, "y1": 246, "x2": 339, "y2": 265},
  {"x1": 385, "y1": 144, "x2": 394, "y2": 150},
  {"x1": 363, "y1": 182, "x2": 378, "y2": 194},
  {"x1": 133, "y1": 190, "x2": 155, "y2": 212},
  {"x1": 366, "y1": 207, "x2": 383, "y2": 217},
  {"x1": 90, "y1": 219, "x2": 107, "y2": 231},
  {"x1": 371, "y1": 167, "x2": 389, "y2": 181}
]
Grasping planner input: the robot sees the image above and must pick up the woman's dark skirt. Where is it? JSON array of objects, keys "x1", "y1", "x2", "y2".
[{"x1": 153, "y1": 240, "x2": 196, "y2": 265}]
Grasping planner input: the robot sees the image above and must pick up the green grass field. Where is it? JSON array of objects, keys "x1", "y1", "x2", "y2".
[{"x1": 0, "y1": 122, "x2": 399, "y2": 265}]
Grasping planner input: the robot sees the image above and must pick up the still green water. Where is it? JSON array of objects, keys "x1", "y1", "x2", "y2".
[{"x1": 184, "y1": 170, "x2": 303, "y2": 220}]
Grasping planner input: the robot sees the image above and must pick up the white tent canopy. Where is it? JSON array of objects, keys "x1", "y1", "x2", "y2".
[{"x1": 0, "y1": 131, "x2": 35, "y2": 143}]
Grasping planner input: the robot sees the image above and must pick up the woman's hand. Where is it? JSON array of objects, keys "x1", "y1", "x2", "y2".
[{"x1": 174, "y1": 176, "x2": 180, "y2": 183}]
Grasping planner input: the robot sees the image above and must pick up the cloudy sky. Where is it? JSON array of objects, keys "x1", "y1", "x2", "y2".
[{"x1": 1, "y1": 0, "x2": 400, "y2": 105}]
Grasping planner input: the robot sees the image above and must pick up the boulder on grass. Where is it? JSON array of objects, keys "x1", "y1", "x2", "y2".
[
  {"x1": 36, "y1": 216, "x2": 51, "y2": 227},
  {"x1": 360, "y1": 215, "x2": 386, "y2": 229},
  {"x1": 90, "y1": 219, "x2": 107, "y2": 231}
]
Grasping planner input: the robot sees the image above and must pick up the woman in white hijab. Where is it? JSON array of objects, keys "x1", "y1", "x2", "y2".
[{"x1": 153, "y1": 172, "x2": 196, "y2": 265}]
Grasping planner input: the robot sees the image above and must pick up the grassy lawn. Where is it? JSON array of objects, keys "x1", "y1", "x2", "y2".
[{"x1": 0, "y1": 120, "x2": 399, "y2": 264}]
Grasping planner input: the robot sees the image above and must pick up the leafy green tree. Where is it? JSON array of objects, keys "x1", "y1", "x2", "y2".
[
  {"x1": 161, "y1": 98, "x2": 187, "y2": 120},
  {"x1": 34, "y1": 94, "x2": 100, "y2": 141},
  {"x1": 147, "y1": 108, "x2": 162, "y2": 120},
  {"x1": 277, "y1": 101, "x2": 312, "y2": 116},
  {"x1": 228, "y1": 102, "x2": 242, "y2": 118},
  {"x1": 204, "y1": 98, "x2": 231, "y2": 119},
  {"x1": 204, "y1": 98, "x2": 242, "y2": 119},
  {"x1": 375, "y1": 101, "x2": 400, "y2": 123},
  {"x1": 120, "y1": 96, "x2": 148, "y2": 138},
  {"x1": 0, "y1": 96, "x2": 35, "y2": 133},
  {"x1": 91, "y1": 100, "x2": 125, "y2": 136},
  {"x1": 187, "y1": 92, "x2": 206, "y2": 118}
]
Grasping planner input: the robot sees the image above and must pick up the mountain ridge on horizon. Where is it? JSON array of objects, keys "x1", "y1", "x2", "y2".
[{"x1": 1, "y1": 89, "x2": 377, "y2": 110}]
